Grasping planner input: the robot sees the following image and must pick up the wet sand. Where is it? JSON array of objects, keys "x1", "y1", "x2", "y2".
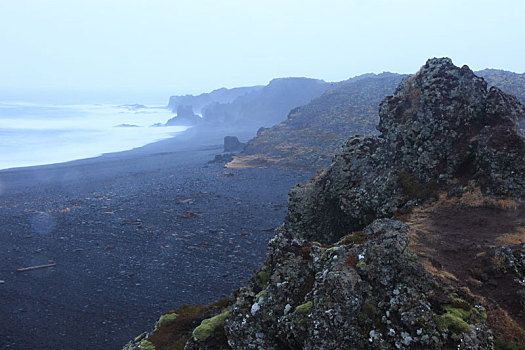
[{"x1": 0, "y1": 127, "x2": 313, "y2": 349}]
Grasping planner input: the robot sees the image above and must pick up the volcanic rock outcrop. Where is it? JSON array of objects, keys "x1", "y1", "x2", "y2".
[
  {"x1": 124, "y1": 58, "x2": 525, "y2": 350},
  {"x1": 286, "y1": 58, "x2": 525, "y2": 243},
  {"x1": 477, "y1": 69, "x2": 525, "y2": 105}
]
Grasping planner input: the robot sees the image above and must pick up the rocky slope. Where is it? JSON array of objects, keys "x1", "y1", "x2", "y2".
[
  {"x1": 227, "y1": 73, "x2": 405, "y2": 169},
  {"x1": 477, "y1": 69, "x2": 525, "y2": 105},
  {"x1": 124, "y1": 58, "x2": 525, "y2": 349},
  {"x1": 229, "y1": 69, "x2": 525, "y2": 171}
]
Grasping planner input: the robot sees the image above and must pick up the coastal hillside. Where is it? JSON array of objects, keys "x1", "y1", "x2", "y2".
[
  {"x1": 124, "y1": 58, "x2": 525, "y2": 349},
  {"x1": 167, "y1": 78, "x2": 333, "y2": 128},
  {"x1": 228, "y1": 69, "x2": 525, "y2": 170},
  {"x1": 228, "y1": 73, "x2": 405, "y2": 169},
  {"x1": 477, "y1": 69, "x2": 525, "y2": 104}
]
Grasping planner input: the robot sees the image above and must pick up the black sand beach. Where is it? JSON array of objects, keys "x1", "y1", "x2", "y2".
[{"x1": 0, "y1": 127, "x2": 313, "y2": 349}]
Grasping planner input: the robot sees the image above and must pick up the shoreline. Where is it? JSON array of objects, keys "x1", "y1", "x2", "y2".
[
  {"x1": 0, "y1": 126, "x2": 313, "y2": 349},
  {"x1": 0, "y1": 125, "x2": 257, "y2": 194}
]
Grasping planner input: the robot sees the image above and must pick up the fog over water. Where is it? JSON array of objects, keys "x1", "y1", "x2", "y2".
[
  {"x1": 0, "y1": 101, "x2": 187, "y2": 170},
  {"x1": 0, "y1": 1, "x2": 523, "y2": 169}
]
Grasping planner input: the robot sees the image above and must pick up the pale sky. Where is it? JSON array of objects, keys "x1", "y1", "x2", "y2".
[{"x1": 1, "y1": 0, "x2": 524, "y2": 104}]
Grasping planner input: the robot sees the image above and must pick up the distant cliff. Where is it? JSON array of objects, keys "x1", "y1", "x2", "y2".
[
  {"x1": 124, "y1": 58, "x2": 525, "y2": 349},
  {"x1": 167, "y1": 86, "x2": 263, "y2": 114},
  {"x1": 201, "y1": 77, "x2": 333, "y2": 128},
  {"x1": 228, "y1": 73, "x2": 405, "y2": 169},
  {"x1": 166, "y1": 78, "x2": 333, "y2": 129}
]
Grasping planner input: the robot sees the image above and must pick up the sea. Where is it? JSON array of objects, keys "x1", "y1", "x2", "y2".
[{"x1": 0, "y1": 101, "x2": 187, "y2": 170}]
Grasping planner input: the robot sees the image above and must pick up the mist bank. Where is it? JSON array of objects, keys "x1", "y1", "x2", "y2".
[
  {"x1": 0, "y1": 102, "x2": 187, "y2": 170},
  {"x1": 0, "y1": 87, "x2": 178, "y2": 105}
]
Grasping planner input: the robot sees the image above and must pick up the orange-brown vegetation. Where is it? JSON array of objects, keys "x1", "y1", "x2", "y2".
[
  {"x1": 147, "y1": 298, "x2": 229, "y2": 350},
  {"x1": 402, "y1": 192, "x2": 524, "y2": 345}
]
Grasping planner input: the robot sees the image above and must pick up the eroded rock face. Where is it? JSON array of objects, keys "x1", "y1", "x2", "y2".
[
  {"x1": 225, "y1": 219, "x2": 492, "y2": 349},
  {"x1": 285, "y1": 57, "x2": 525, "y2": 243}
]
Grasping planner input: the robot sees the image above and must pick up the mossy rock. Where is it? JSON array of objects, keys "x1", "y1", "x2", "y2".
[
  {"x1": 295, "y1": 301, "x2": 313, "y2": 315},
  {"x1": 156, "y1": 312, "x2": 178, "y2": 328},
  {"x1": 434, "y1": 309, "x2": 471, "y2": 333},
  {"x1": 338, "y1": 231, "x2": 367, "y2": 246},
  {"x1": 255, "y1": 289, "x2": 267, "y2": 300},
  {"x1": 144, "y1": 298, "x2": 229, "y2": 350},
  {"x1": 139, "y1": 339, "x2": 156, "y2": 350},
  {"x1": 320, "y1": 246, "x2": 340, "y2": 260},
  {"x1": 133, "y1": 332, "x2": 148, "y2": 343},
  {"x1": 450, "y1": 297, "x2": 471, "y2": 311},
  {"x1": 434, "y1": 296, "x2": 487, "y2": 335},
  {"x1": 192, "y1": 310, "x2": 231, "y2": 342}
]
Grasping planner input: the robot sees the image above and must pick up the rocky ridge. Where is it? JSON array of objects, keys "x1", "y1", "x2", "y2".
[
  {"x1": 124, "y1": 58, "x2": 525, "y2": 349},
  {"x1": 477, "y1": 69, "x2": 525, "y2": 105},
  {"x1": 229, "y1": 68, "x2": 525, "y2": 171},
  {"x1": 228, "y1": 73, "x2": 405, "y2": 170}
]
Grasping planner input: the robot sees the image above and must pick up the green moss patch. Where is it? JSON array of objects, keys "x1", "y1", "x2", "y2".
[
  {"x1": 255, "y1": 289, "x2": 267, "y2": 300},
  {"x1": 338, "y1": 231, "x2": 367, "y2": 246},
  {"x1": 139, "y1": 339, "x2": 156, "y2": 350},
  {"x1": 433, "y1": 296, "x2": 486, "y2": 334},
  {"x1": 192, "y1": 310, "x2": 231, "y2": 342},
  {"x1": 295, "y1": 301, "x2": 313, "y2": 315},
  {"x1": 433, "y1": 296, "x2": 490, "y2": 336},
  {"x1": 157, "y1": 312, "x2": 178, "y2": 328},
  {"x1": 146, "y1": 298, "x2": 229, "y2": 350},
  {"x1": 434, "y1": 311, "x2": 471, "y2": 333}
]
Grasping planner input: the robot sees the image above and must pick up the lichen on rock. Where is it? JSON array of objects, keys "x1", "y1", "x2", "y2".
[{"x1": 224, "y1": 219, "x2": 493, "y2": 349}]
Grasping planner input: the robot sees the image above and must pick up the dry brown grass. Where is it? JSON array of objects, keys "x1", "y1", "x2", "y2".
[
  {"x1": 434, "y1": 188, "x2": 520, "y2": 210},
  {"x1": 403, "y1": 189, "x2": 525, "y2": 345},
  {"x1": 226, "y1": 155, "x2": 271, "y2": 169},
  {"x1": 421, "y1": 261, "x2": 459, "y2": 282},
  {"x1": 487, "y1": 306, "x2": 525, "y2": 344},
  {"x1": 407, "y1": 65, "x2": 424, "y2": 86},
  {"x1": 312, "y1": 168, "x2": 328, "y2": 181},
  {"x1": 495, "y1": 227, "x2": 525, "y2": 246}
]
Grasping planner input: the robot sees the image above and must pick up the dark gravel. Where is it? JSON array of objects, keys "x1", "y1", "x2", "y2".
[{"x1": 0, "y1": 129, "x2": 313, "y2": 350}]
